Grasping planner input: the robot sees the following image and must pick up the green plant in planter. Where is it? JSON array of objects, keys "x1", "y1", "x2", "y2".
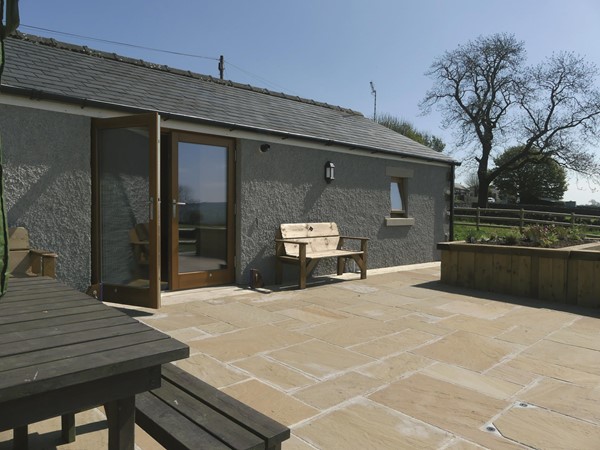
[
  {"x1": 465, "y1": 229, "x2": 487, "y2": 243},
  {"x1": 503, "y1": 230, "x2": 521, "y2": 245},
  {"x1": 523, "y1": 225, "x2": 558, "y2": 248}
]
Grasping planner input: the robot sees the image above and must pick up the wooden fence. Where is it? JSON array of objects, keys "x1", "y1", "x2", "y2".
[{"x1": 454, "y1": 207, "x2": 600, "y2": 237}]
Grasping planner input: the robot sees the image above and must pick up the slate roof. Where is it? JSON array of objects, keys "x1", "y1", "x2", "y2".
[{"x1": 1, "y1": 33, "x2": 455, "y2": 164}]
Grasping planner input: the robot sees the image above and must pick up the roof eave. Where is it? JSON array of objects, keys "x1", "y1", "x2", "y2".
[{"x1": 1, "y1": 85, "x2": 459, "y2": 166}]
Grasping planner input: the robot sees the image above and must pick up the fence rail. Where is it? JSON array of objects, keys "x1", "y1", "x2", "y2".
[{"x1": 454, "y1": 207, "x2": 600, "y2": 237}]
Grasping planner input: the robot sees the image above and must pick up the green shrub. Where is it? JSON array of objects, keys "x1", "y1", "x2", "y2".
[{"x1": 503, "y1": 230, "x2": 521, "y2": 245}]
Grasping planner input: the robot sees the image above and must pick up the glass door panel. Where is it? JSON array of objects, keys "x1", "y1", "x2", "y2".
[
  {"x1": 92, "y1": 113, "x2": 160, "y2": 308},
  {"x1": 170, "y1": 133, "x2": 234, "y2": 290}
]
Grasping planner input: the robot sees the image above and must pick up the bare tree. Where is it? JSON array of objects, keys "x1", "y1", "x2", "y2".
[{"x1": 421, "y1": 33, "x2": 600, "y2": 207}]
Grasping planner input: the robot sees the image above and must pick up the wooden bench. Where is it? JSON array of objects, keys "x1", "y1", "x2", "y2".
[
  {"x1": 275, "y1": 222, "x2": 368, "y2": 289},
  {"x1": 136, "y1": 363, "x2": 290, "y2": 449},
  {"x1": 8, "y1": 227, "x2": 57, "y2": 278}
]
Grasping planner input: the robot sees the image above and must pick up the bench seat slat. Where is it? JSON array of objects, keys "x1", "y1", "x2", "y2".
[
  {"x1": 136, "y1": 391, "x2": 231, "y2": 450},
  {"x1": 151, "y1": 378, "x2": 265, "y2": 450},
  {"x1": 163, "y1": 364, "x2": 290, "y2": 447}
]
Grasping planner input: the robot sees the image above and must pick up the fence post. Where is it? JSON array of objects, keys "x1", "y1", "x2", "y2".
[
  {"x1": 519, "y1": 208, "x2": 524, "y2": 231},
  {"x1": 571, "y1": 213, "x2": 576, "y2": 228},
  {"x1": 476, "y1": 207, "x2": 481, "y2": 230}
]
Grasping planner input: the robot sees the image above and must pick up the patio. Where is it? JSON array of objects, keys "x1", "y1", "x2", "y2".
[{"x1": 2, "y1": 262, "x2": 600, "y2": 449}]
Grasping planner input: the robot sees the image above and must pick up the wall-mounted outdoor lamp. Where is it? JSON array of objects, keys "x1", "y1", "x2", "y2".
[{"x1": 324, "y1": 161, "x2": 335, "y2": 183}]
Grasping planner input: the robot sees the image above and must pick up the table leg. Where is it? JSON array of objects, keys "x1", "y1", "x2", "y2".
[
  {"x1": 104, "y1": 397, "x2": 135, "y2": 450},
  {"x1": 61, "y1": 413, "x2": 76, "y2": 443},
  {"x1": 13, "y1": 425, "x2": 28, "y2": 450}
]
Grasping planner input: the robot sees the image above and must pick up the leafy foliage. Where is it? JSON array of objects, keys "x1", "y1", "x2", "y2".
[
  {"x1": 377, "y1": 114, "x2": 445, "y2": 152},
  {"x1": 493, "y1": 146, "x2": 567, "y2": 203}
]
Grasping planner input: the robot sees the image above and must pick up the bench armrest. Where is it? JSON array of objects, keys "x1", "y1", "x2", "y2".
[
  {"x1": 275, "y1": 239, "x2": 308, "y2": 259},
  {"x1": 338, "y1": 236, "x2": 368, "y2": 253},
  {"x1": 28, "y1": 249, "x2": 58, "y2": 278}
]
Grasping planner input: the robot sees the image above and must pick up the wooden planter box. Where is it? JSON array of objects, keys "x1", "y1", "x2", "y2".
[{"x1": 437, "y1": 241, "x2": 600, "y2": 307}]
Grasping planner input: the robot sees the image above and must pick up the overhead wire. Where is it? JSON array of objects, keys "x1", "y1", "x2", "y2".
[{"x1": 19, "y1": 24, "x2": 298, "y2": 94}]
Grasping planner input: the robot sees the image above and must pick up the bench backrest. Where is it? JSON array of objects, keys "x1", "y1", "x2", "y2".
[
  {"x1": 280, "y1": 222, "x2": 340, "y2": 256},
  {"x1": 8, "y1": 227, "x2": 32, "y2": 274}
]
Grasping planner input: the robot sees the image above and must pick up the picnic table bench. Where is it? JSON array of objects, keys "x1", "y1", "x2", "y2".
[
  {"x1": 136, "y1": 363, "x2": 290, "y2": 449},
  {"x1": 275, "y1": 222, "x2": 368, "y2": 289}
]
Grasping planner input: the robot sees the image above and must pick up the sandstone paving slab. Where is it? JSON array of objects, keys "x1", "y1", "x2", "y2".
[
  {"x1": 268, "y1": 339, "x2": 374, "y2": 379},
  {"x1": 340, "y1": 302, "x2": 412, "y2": 321},
  {"x1": 547, "y1": 325, "x2": 600, "y2": 351},
  {"x1": 368, "y1": 373, "x2": 522, "y2": 450},
  {"x1": 437, "y1": 299, "x2": 517, "y2": 320},
  {"x1": 385, "y1": 313, "x2": 454, "y2": 336},
  {"x1": 438, "y1": 314, "x2": 511, "y2": 337},
  {"x1": 494, "y1": 405, "x2": 600, "y2": 450},
  {"x1": 293, "y1": 371, "x2": 383, "y2": 409},
  {"x1": 233, "y1": 355, "x2": 316, "y2": 392},
  {"x1": 221, "y1": 379, "x2": 318, "y2": 427},
  {"x1": 301, "y1": 316, "x2": 398, "y2": 347},
  {"x1": 294, "y1": 398, "x2": 451, "y2": 450},
  {"x1": 495, "y1": 324, "x2": 553, "y2": 345},
  {"x1": 166, "y1": 326, "x2": 211, "y2": 342},
  {"x1": 483, "y1": 359, "x2": 541, "y2": 387},
  {"x1": 283, "y1": 435, "x2": 321, "y2": 450},
  {"x1": 520, "y1": 377, "x2": 600, "y2": 423},
  {"x1": 271, "y1": 317, "x2": 316, "y2": 332},
  {"x1": 195, "y1": 319, "x2": 238, "y2": 335},
  {"x1": 443, "y1": 437, "x2": 489, "y2": 449},
  {"x1": 353, "y1": 290, "x2": 422, "y2": 307},
  {"x1": 494, "y1": 307, "x2": 576, "y2": 334},
  {"x1": 277, "y1": 304, "x2": 350, "y2": 325},
  {"x1": 413, "y1": 330, "x2": 522, "y2": 372},
  {"x1": 138, "y1": 309, "x2": 217, "y2": 332},
  {"x1": 245, "y1": 297, "x2": 312, "y2": 312},
  {"x1": 400, "y1": 297, "x2": 457, "y2": 318},
  {"x1": 189, "y1": 324, "x2": 311, "y2": 362},
  {"x1": 357, "y1": 352, "x2": 434, "y2": 382},
  {"x1": 492, "y1": 353, "x2": 600, "y2": 388},
  {"x1": 520, "y1": 339, "x2": 600, "y2": 376},
  {"x1": 422, "y1": 362, "x2": 523, "y2": 400},
  {"x1": 380, "y1": 284, "x2": 439, "y2": 299},
  {"x1": 189, "y1": 301, "x2": 287, "y2": 328},
  {"x1": 349, "y1": 329, "x2": 436, "y2": 359},
  {"x1": 173, "y1": 353, "x2": 249, "y2": 388}
]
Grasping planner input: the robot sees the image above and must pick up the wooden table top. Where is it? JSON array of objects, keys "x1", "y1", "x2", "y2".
[{"x1": 0, "y1": 277, "x2": 189, "y2": 404}]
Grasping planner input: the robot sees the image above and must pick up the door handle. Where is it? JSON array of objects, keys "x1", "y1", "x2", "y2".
[{"x1": 172, "y1": 199, "x2": 186, "y2": 217}]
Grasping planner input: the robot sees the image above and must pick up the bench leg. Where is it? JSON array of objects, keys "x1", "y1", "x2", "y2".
[
  {"x1": 337, "y1": 257, "x2": 346, "y2": 275},
  {"x1": 351, "y1": 255, "x2": 367, "y2": 279},
  {"x1": 13, "y1": 425, "x2": 28, "y2": 450},
  {"x1": 275, "y1": 259, "x2": 283, "y2": 285},
  {"x1": 299, "y1": 262, "x2": 307, "y2": 289},
  {"x1": 61, "y1": 413, "x2": 76, "y2": 443}
]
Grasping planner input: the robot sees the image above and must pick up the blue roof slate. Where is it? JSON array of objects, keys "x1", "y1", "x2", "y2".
[{"x1": 1, "y1": 33, "x2": 454, "y2": 164}]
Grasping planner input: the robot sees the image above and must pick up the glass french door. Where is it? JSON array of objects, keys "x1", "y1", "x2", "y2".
[
  {"x1": 92, "y1": 113, "x2": 161, "y2": 308},
  {"x1": 169, "y1": 132, "x2": 235, "y2": 290}
]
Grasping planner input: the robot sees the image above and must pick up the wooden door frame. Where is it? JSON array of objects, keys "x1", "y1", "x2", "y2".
[
  {"x1": 91, "y1": 112, "x2": 161, "y2": 308},
  {"x1": 169, "y1": 131, "x2": 236, "y2": 290}
]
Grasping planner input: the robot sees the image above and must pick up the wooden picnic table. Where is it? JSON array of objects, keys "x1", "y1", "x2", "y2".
[{"x1": 0, "y1": 276, "x2": 189, "y2": 449}]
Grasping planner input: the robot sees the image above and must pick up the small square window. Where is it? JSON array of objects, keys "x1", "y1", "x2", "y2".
[{"x1": 390, "y1": 178, "x2": 407, "y2": 217}]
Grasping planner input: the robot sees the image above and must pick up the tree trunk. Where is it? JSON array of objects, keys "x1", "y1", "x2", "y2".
[{"x1": 477, "y1": 180, "x2": 489, "y2": 207}]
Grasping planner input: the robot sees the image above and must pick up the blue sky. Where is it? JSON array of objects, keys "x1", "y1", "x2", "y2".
[{"x1": 17, "y1": 1, "x2": 600, "y2": 203}]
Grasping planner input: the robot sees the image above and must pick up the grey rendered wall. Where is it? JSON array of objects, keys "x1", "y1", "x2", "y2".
[
  {"x1": 237, "y1": 139, "x2": 450, "y2": 286},
  {"x1": 0, "y1": 104, "x2": 91, "y2": 291}
]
